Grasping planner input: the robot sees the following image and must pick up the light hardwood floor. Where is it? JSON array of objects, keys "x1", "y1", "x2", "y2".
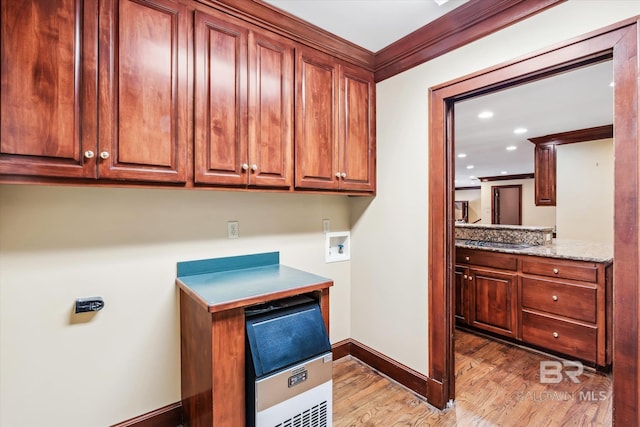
[{"x1": 333, "y1": 330, "x2": 612, "y2": 426}]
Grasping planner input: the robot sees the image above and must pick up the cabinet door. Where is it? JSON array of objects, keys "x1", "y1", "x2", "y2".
[
  {"x1": 194, "y1": 11, "x2": 247, "y2": 186},
  {"x1": 247, "y1": 30, "x2": 294, "y2": 188},
  {"x1": 534, "y1": 142, "x2": 556, "y2": 206},
  {"x1": 469, "y1": 268, "x2": 518, "y2": 339},
  {"x1": 1, "y1": 0, "x2": 98, "y2": 178},
  {"x1": 454, "y1": 265, "x2": 469, "y2": 325},
  {"x1": 339, "y1": 64, "x2": 375, "y2": 192},
  {"x1": 98, "y1": 0, "x2": 188, "y2": 183},
  {"x1": 295, "y1": 48, "x2": 339, "y2": 190}
]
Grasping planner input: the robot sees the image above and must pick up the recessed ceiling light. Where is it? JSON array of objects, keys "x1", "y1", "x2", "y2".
[
  {"x1": 466, "y1": 165, "x2": 474, "y2": 169},
  {"x1": 469, "y1": 175, "x2": 476, "y2": 179},
  {"x1": 433, "y1": 0, "x2": 449, "y2": 5},
  {"x1": 609, "y1": 81, "x2": 615, "y2": 88},
  {"x1": 514, "y1": 127, "x2": 528, "y2": 134},
  {"x1": 478, "y1": 111, "x2": 494, "y2": 119},
  {"x1": 501, "y1": 171, "x2": 508, "y2": 175},
  {"x1": 506, "y1": 145, "x2": 517, "y2": 151},
  {"x1": 457, "y1": 153, "x2": 467, "y2": 158}
]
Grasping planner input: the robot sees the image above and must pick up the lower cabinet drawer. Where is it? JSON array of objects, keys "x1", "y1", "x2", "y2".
[
  {"x1": 522, "y1": 310, "x2": 597, "y2": 363},
  {"x1": 521, "y1": 277, "x2": 596, "y2": 323}
]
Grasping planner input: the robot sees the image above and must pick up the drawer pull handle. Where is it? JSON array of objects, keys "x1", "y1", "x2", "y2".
[
  {"x1": 553, "y1": 268, "x2": 559, "y2": 274},
  {"x1": 465, "y1": 256, "x2": 470, "y2": 262},
  {"x1": 552, "y1": 295, "x2": 558, "y2": 301},
  {"x1": 553, "y1": 332, "x2": 559, "y2": 338}
]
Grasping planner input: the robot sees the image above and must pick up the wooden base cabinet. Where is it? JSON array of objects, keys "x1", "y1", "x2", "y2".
[
  {"x1": 469, "y1": 267, "x2": 518, "y2": 339},
  {"x1": 455, "y1": 248, "x2": 611, "y2": 367},
  {"x1": 454, "y1": 265, "x2": 470, "y2": 324}
]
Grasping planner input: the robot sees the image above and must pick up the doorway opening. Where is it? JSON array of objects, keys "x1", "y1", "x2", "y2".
[
  {"x1": 491, "y1": 184, "x2": 521, "y2": 225},
  {"x1": 427, "y1": 22, "x2": 639, "y2": 425}
]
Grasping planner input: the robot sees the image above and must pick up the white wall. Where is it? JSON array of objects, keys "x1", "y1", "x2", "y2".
[
  {"x1": 479, "y1": 178, "x2": 556, "y2": 227},
  {"x1": 455, "y1": 188, "x2": 481, "y2": 223},
  {"x1": 0, "y1": 185, "x2": 351, "y2": 427},
  {"x1": 351, "y1": 0, "x2": 640, "y2": 375},
  {"x1": 556, "y1": 138, "x2": 614, "y2": 243}
]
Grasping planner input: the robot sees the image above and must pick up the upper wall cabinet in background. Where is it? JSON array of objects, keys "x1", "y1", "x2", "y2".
[
  {"x1": 98, "y1": 0, "x2": 189, "y2": 183},
  {"x1": 295, "y1": 48, "x2": 375, "y2": 193},
  {"x1": 193, "y1": 9, "x2": 294, "y2": 189},
  {"x1": 0, "y1": 0, "x2": 98, "y2": 179}
]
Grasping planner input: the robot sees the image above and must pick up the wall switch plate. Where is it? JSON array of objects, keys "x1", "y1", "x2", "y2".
[
  {"x1": 322, "y1": 219, "x2": 330, "y2": 233},
  {"x1": 227, "y1": 221, "x2": 239, "y2": 239}
]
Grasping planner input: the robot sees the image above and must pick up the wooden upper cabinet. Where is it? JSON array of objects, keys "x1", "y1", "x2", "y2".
[
  {"x1": 194, "y1": 11, "x2": 247, "y2": 186},
  {"x1": 194, "y1": 11, "x2": 293, "y2": 188},
  {"x1": 339, "y1": 64, "x2": 375, "y2": 192},
  {"x1": 98, "y1": 0, "x2": 188, "y2": 183},
  {"x1": 533, "y1": 142, "x2": 556, "y2": 206},
  {"x1": 295, "y1": 48, "x2": 375, "y2": 193},
  {"x1": 0, "y1": 0, "x2": 98, "y2": 178},
  {"x1": 295, "y1": 48, "x2": 340, "y2": 191},
  {"x1": 247, "y1": 30, "x2": 294, "y2": 188}
]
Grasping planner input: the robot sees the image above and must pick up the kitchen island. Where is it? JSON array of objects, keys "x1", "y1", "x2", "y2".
[{"x1": 454, "y1": 225, "x2": 612, "y2": 368}]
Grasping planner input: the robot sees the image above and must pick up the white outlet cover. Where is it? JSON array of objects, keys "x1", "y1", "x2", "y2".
[{"x1": 227, "y1": 221, "x2": 239, "y2": 239}]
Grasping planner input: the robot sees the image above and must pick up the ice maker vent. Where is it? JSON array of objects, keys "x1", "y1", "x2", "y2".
[{"x1": 275, "y1": 401, "x2": 328, "y2": 427}]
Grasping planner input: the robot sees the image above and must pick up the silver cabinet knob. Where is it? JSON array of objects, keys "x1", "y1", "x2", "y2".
[
  {"x1": 241, "y1": 163, "x2": 249, "y2": 171},
  {"x1": 465, "y1": 256, "x2": 470, "y2": 262},
  {"x1": 553, "y1": 332, "x2": 559, "y2": 338},
  {"x1": 340, "y1": 172, "x2": 346, "y2": 178},
  {"x1": 335, "y1": 172, "x2": 341, "y2": 178},
  {"x1": 552, "y1": 295, "x2": 558, "y2": 301},
  {"x1": 468, "y1": 276, "x2": 473, "y2": 281},
  {"x1": 463, "y1": 275, "x2": 468, "y2": 279},
  {"x1": 84, "y1": 150, "x2": 95, "y2": 159},
  {"x1": 553, "y1": 268, "x2": 559, "y2": 274},
  {"x1": 251, "y1": 164, "x2": 258, "y2": 171},
  {"x1": 99, "y1": 151, "x2": 110, "y2": 160}
]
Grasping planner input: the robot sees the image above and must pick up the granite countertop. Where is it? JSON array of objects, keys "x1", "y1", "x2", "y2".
[
  {"x1": 456, "y1": 238, "x2": 613, "y2": 263},
  {"x1": 455, "y1": 223, "x2": 553, "y2": 232},
  {"x1": 176, "y1": 252, "x2": 332, "y2": 312}
]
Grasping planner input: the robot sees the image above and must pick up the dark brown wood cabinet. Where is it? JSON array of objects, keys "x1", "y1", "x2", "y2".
[
  {"x1": 1, "y1": 0, "x2": 374, "y2": 194},
  {"x1": 194, "y1": 10, "x2": 294, "y2": 188},
  {"x1": 0, "y1": 0, "x2": 188, "y2": 182},
  {"x1": 295, "y1": 47, "x2": 340, "y2": 190},
  {"x1": 533, "y1": 142, "x2": 556, "y2": 206},
  {"x1": 454, "y1": 265, "x2": 470, "y2": 324},
  {"x1": 456, "y1": 248, "x2": 611, "y2": 366},
  {"x1": 295, "y1": 48, "x2": 375, "y2": 192},
  {"x1": 338, "y1": 64, "x2": 376, "y2": 192},
  {"x1": 469, "y1": 267, "x2": 519, "y2": 339},
  {"x1": 98, "y1": 0, "x2": 189, "y2": 183},
  {"x1": 0, "y1": 0, "x2": 98, "y2": 179}
]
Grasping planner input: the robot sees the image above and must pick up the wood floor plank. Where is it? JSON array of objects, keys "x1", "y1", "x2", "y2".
[{"x1": 333, "y1": 330, "x2": 612, "y2": 426}]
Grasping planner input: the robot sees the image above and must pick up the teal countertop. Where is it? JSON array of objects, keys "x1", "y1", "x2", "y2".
[{"x1": 176, "y1": 252, "x2": 332, "y2": 312}]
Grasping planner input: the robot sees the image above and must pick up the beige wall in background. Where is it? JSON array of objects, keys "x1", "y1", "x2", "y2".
[
  {"x1": 352, "y1": 0, "x2": 639, "y2": 376},
  {"x1": 556, "y1": 138, "x2": 614, "y2": 243},
  {"x1": 455, "y1": 189, "x2": 481, "y2": 223},
  {"x1": 0, "y1": 185, "x2": 351, "y2": 427},
  {"x1": 478, "y1": 178, "x2": 556, "y2": 227}
]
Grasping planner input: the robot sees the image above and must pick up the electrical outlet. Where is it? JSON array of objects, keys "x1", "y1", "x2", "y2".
[
  {"x1": 322, "y1": 219, "x2": 330, "y2": 233},
  {"x1": 227, "y1": 221, "x2": 239, "y2": 239}
]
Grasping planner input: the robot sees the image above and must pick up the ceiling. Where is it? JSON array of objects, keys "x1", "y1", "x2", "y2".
[
  {"x1": 260, "y1": 0, "x2": 614, "y2": 188},
  {"x1": 261, "y1": 0, "x2": 471, "y2": 52}
]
